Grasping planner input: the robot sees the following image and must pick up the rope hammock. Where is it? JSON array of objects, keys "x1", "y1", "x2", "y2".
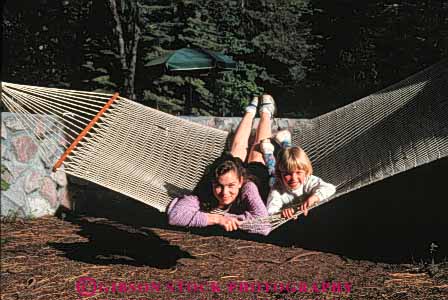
[{"x1": 1, "y1": 59, "x2": 447, "y2": 233}]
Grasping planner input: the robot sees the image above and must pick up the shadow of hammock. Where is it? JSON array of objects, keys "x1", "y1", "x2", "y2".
[
  {"x1": 49, "y1": 210, "x2": 193, "y2": 268},
  {"x1": 62, "y1": 157, "x2": 447, "y2": 264},
  {"x1": 267, "y1": 157, "x2": 448, "y2": 264}
]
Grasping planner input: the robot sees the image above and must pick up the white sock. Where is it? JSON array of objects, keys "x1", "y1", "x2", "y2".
[{"x1": 245, "y1": 97, "x2": 258, "y2": 115}]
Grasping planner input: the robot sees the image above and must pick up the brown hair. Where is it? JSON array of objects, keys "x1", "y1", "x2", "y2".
[
  {"x1": 197, "y1": 154, "x2": 247, "y2": 211},
  {"x1": 275, "y1": 147, "x2": 313, "y2": 188},
  {"x1": 211, "y1": 158, "x2": 246, "y2": 184}
]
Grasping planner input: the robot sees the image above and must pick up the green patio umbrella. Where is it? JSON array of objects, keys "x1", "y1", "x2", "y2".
[
  {"x1": 146, "y1": 47, "x2": 237, "y2": 72},
  {"x1": 147, "y1": 48, "x2": 237, "y2": 115}
]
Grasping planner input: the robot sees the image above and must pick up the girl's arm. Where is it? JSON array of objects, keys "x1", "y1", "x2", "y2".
[
  {"x1": 224, "y1": 182, "x2": 271, "y2": 235},
  {"x1": 167, "y1": 195, "x2": 209, "y2": 227},
  {"x1": 304, "y1": 175, "x2": 336, "y2": 202},
  {"x1": 167, "y1": 195, "x2": 241, "y2": 230},
  {"x1": 298, "y1": 176, "x2": 336, "y2": 216},
  {"x1": 207, "y1": 214, "x2": 241, "y2": 231}
]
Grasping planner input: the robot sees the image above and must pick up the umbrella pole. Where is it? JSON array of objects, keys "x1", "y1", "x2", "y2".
[
  {"x1": 190, "y1": 79, "x2": 193, "y2": 115},
  {"x1": 184, "y1": 77, "x2": 193, "y2": 115}
]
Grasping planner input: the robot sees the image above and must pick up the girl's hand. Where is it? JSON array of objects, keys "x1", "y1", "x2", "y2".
[
  {"x1": 299, "y1": 195, "x2": 320, "y2": 216},
  {"x1": 281, "y1": 207, "x2": 295, "y2": 219},
  {"x1": 217, "y1": 215, "x2": 241, "y2": 231}
]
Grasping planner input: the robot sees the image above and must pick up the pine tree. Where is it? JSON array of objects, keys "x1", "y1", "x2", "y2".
[
  {"x1": 305, "y1": 1, "x2": 448, "y2": 116},
  {"x1": 137, "y1": 0, "x2": 188, "y2": 114},
  {"x1": 2, "y1": 0, "x2": 92, "y2": 88}
]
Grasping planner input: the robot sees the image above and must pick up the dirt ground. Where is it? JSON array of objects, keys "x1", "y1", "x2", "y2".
[{"x1": 1, "y1": 212, "x2": 447, "y2": 300}]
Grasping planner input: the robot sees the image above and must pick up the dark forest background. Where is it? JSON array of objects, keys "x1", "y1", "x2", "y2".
[{"x1": 2, "y1": 0, "x2": 448, "y2": 117}]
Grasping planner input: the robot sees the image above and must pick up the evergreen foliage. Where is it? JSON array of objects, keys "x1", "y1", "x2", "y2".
[{"x1": 2, "y1": 0, "x2": 447, "y2": 117}]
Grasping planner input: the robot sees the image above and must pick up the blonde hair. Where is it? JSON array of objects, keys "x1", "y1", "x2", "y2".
[{"x1": 275, "y1": 147, "x2": 313, "y2": 185}]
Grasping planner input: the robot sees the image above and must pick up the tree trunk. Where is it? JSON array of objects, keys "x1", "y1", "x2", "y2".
[{"x1": 108, "y1": 0, "x2": 140, "y2": 100}]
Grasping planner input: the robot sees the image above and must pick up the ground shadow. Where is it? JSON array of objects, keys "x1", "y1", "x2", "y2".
[
  {"x1": 50, "y1": 211, "x2": 193, "y2": 268},
  {"x1": 266, "y1": 157, "x2": 448, "y2": 263}
]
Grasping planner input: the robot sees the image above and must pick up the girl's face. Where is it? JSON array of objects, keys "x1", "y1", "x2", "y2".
[
  {"x1": 281, "y1": 169, "x2": 307, "y2": 190},
  {"x1": 212, "y1": 170, "x2": 243, "y2": 208}
]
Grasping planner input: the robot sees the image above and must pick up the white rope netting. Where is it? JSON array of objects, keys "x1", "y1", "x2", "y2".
[
  {"x1": 1, "y1": 59, "x2": 447, "y2": 232},
  {"x1": 242, "y1": 59, "x2": 448, "y2": 230}
]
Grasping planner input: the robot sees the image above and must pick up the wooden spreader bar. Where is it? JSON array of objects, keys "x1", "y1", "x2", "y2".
[{"x1": 52, "y1": 92, "x2": 119, "y2": 172}]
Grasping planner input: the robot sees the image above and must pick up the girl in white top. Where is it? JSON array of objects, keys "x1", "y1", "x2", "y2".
[{"x1": 264, "y1": 145, "x2": 336, "y2": 218}]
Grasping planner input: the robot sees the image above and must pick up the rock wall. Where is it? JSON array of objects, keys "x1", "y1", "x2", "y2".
[
  {"x1": 181, "y1": 116, "x2": 307, "y2": 134},
  {"x1": 1, "y1": 112, "x2": 70, "y2": 218}
]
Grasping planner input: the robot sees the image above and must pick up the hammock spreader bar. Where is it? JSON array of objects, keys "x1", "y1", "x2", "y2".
[{"x1": 53, "y1": 92, "x2": 119, "y2": 172}]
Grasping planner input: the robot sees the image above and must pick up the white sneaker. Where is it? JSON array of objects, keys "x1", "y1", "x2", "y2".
[
  {"x1": 260, "y1": 139, "x2": 275, "y2": 154},
  {"x1": 274, "y1": 130, "x2": 292, "y2": 148},
  {"x1": 259, "y1": 94, "x2": 276, "y2": 118}
]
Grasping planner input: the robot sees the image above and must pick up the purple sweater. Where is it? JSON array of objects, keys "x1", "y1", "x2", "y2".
[{"x1": 167, "y1": 181, "x2": 271, "y2": 235}]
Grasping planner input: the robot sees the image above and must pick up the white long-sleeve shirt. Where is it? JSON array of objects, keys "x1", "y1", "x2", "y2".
[{"x1": 266, "y1": 175, "x2": 336, "y2": 215}]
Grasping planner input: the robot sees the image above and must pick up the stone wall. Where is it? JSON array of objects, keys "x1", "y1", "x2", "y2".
[
  {"x1": 1, "y1": 112, "x2": 70, "y2": 218},
  {"x1": 181, "y1": 116, "x2": 308, "y2": 134}
]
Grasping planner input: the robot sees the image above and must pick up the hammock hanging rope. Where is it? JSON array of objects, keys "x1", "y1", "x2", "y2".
[{"x1": 1, "y1": 59, "x2": 447, "y2": 233}]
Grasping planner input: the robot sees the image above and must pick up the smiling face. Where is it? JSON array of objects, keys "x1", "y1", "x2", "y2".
[
  {"x1": 276, "y1": 147, "x2": 313, "y2": 191},
  {"x1": 281, "y1": 169, "x2": 307, "y2": 190},
  {"x1": 212, "y1": 170, "x2": 243, "y2": 208}
]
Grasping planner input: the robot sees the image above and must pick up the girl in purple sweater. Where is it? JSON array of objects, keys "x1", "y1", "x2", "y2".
[{"x1": 167, "y1": 95, "x2": 277, "y2": 235}]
